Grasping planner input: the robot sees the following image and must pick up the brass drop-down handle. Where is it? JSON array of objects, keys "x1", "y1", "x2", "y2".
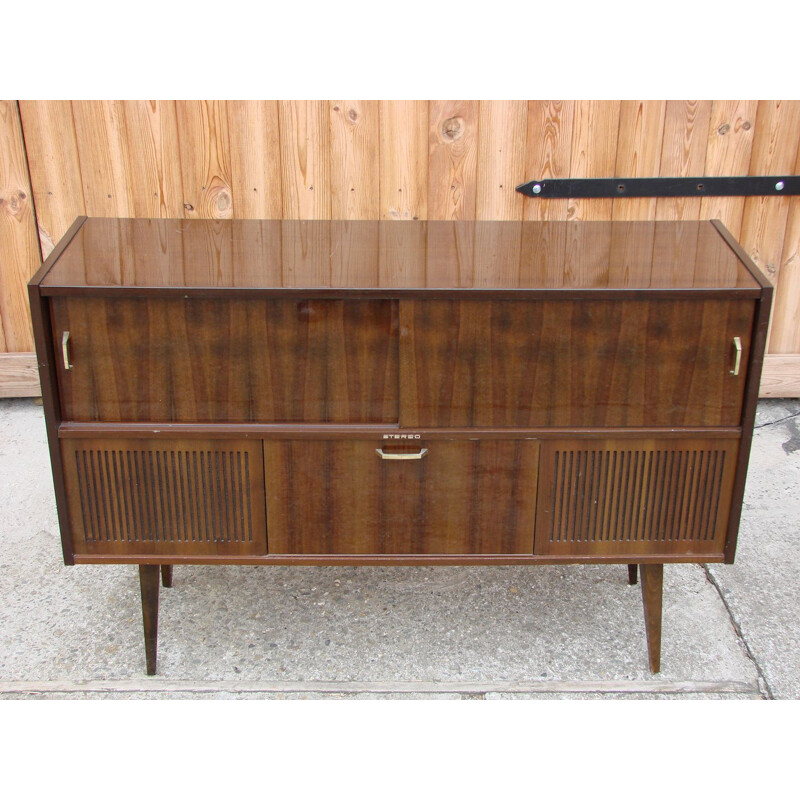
[
  {"x1": 375, "y1": 448, "x2": 428, "y2": 460},
  {"x1": 731, "y1": 336, "x2": 742, "y2": 376},
  {"x1": 62, "y1": 331, "x2": 73, "y2": 371}
]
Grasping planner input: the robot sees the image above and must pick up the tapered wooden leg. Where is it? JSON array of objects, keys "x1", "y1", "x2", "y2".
[
  {"x1": 161, "y1": 564, "x2": 173, "y2": 588},
  {"x1": 139, "y1": 564, "x2": 160, "y2": 675},
  {"x1": 640, "y1": 564, "x2": 663, "y2": 674},
  {"x1": 627, "y1": 564, "x2": 638, "y2": 585}
]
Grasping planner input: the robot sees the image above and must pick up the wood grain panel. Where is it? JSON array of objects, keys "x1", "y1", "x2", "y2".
[
  {"x1": 476, "y1": 100, "x2": 527, "y2": 221},
  {"x1": 568, "y1": 100, "x2": 621, "y2": 221},
  {"x1": 427, "y1": 100, "x2": 478, "y2": 220},
  {"x1": 278, "y1": 100, "x2": 330, "y2": 220},
  {"x1": 655, "y1": 100, "x2": 713, "y2": 220},
  {"x1": 17, "y1": 100, "x2": 84, "y2": 254},
  {"x1": 378, "y1": 220, "x2": 426, "y2": 288},
  {"x1": 71, "y1": 101, "x2": 134, "y2": 217},
  {"x1": 401, "y1": 299, "x2": 754, "y2": 428},
  {"x1": 175, "y1": 101, "x2": 234, "y2": 219},
  {"x1": 225, "y1": 100, "x2": 282, "y2": 219},
  {"x1": 264, "y1": 439, "x2": 539, "y2": 555},
  {"x1": 771, "y1": 168, "x2": 800, "y2": 354},
  {"x1": 61, "y1": 438, "x2": 266, "y2": 557},
  {"x1": 379, "y1": 100, "x2": 427, "y2": 220},
  {"x1": 280, "y1": 218, "x2": 330, "y2": 288},
  {"x1": 330, "y1": 100, "x2": 379, "y2": 219},
  {"x1": 535, "y1": 438, "x2": 739, "y2": 557},
  {"x1": 700, "y1": 100, "x2": 758, "y2": 238},
  {"x1": 0, "y1": 101, "x2": 41, "y2": 352},
  {"x1": 739, "y1": 101, "x2": 800, "y2": 354},
  {"x1": 120, "y1": 101, "x2": 185, "y2": 218},
  {"x1": 740, "y1": 101, "x2": 800, "y2": 285},
  {"x1": 611, "y1": 100, "x2": 666, "y2": 222},
  {"x1": 474, "y1": 102, "x2": 527, "y2": 287},
  {"x1": 524, "y1": 100, "x2": 574, "y2": 222},
  {"x1": 0, "y1": 353, "x2": 39, "y2": 397},
  {"x1": 52, "y1": 297, "x2": 399, "y2": 424},
  {"x1": 761, "y1": 355, "x2": 800, "y2": 396}
]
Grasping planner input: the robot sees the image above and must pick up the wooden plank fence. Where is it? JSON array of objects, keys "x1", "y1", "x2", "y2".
[{"x1": 1, "y1": 100, "x2": 798, "y2": 397}]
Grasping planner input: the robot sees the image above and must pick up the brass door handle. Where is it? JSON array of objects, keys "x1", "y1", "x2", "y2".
[
  {"x1": 375, "y1": 448, "x2": 428, "y2": 460},
  {"x1": 62, "y1": 331, "x2": 73, "y2": 371},
  {"x1": 730, "y1": 336, "x2": 742, "y2": 376}
]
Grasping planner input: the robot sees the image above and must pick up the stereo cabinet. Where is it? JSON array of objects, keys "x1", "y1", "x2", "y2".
[{"x1": 29, "y1": 218, "x2": 771, "y2": 675}]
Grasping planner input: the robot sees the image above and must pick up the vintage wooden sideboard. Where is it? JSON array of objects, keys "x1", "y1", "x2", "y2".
[{"x1": 28, "y1": 217, "x2": 771, "y2": 675}]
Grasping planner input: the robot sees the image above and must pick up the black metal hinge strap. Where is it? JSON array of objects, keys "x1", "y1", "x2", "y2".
[{"x1": 515, "y1": 176, "x2": 800, "y2": 199}]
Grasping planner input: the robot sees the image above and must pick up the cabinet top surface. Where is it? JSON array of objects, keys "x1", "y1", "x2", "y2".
[{"x1": 39, "y1": 218, "x2": 761, "y2": 293}]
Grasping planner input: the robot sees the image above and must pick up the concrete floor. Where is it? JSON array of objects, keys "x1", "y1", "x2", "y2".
[{"x1": 0, "y1": 397, "x2": 798, "y2": 700}]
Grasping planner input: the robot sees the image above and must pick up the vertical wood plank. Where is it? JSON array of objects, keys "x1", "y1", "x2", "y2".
[
  {"x1": 609, "y1": 101, "x2": 666, "y2": 286},
  {"x1": 475, "y1": 100, "x2": 527, "y2": 221},
  {"x1": 568, "y1": 100, "x2": 621, "y2": 220},
  {"x1": 739, "y1": 101, "x2": 800, "y2": 285},
  {"x1": 655, "y1": 100, "x2": 713, "y2": 220},
  {"x1": 278, "y1": 100, "x2": 331, "y2": 220},
  {"x1": 121, "y1": 101, "x2": 185, "y2": 218},
  {"x1": 427, "y1": 100, "x2": 478, "y2": 220},
  {"x1": 612, "y1": 100, "x2": 666, "y2": 221},
  {"x1": 71, "y1": 101, "x2": 135, "y2": 218},
  {"x1": 17, "y1": 100, "x2": 85, "y2": 253},
  {"x1": 330, "y1": 100, "x2": 379, "y2": 220},
  {"x1": 226, "y1": 100, "x2": 283, "y2": 220},
  {"x1": 474, "y1": 101, "x2": 527, "y2": 286},
  {"x1": 699, "y1": 100, "x2": 758, "y2": 238},
  {"x1": 379, "y1": 101, "x2": 427, "y2": 290},
  {"x1": 523, "y1": 100, "x2": 574, "y2": 221},
  {"x1": 770, "y1": 134, "x2": 800, "y2": 354},
  {"x1": 379, "y1": 101, "x2": 428, "y2": 220},
  {"x1": 0, "y1": 101, "x2": 41, "y2": 352},
  {"x1": 175, "y1": 101, "x2": 234, "y2": 219}
]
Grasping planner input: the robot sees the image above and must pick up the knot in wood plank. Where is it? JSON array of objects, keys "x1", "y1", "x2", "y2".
[
  {"x1": 0, "y1": 188, "x2": 28, "y2": 218},
  {"x1": 442, "y1": 116, "x2": 464, "y2": 142}
]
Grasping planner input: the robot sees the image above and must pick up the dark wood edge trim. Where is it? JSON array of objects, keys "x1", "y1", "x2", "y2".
[
  {"x1": 28, "y1": 216, "x2": 88, "y2": 288},
  {"x1": 73, "y1": 554, "x2": 726, "y2": 566},
  {"x1": 725, "y1": 289, "x2": 773, "y2": 562},
  {"x1": 37, "y1": 285, "x2": 763, "y2": 300},
  {"x1": 57, "y1": 423, "x2": 744, "y2": 440},
  {"x1": 711, "y1": 219, "x2": 773, "y2": 289},
  {"x1": 27, "y1": 284, "x2": 74, "y2": 564}
]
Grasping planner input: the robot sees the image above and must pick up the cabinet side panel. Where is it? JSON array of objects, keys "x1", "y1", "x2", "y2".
[{"x1": 534, "y1": 438, "x2": 738, "y2": 558}]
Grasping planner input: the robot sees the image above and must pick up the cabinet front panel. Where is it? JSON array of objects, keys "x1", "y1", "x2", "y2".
[
  {"x1": 264, "y1": 440, "x2": 539, "y2": 555},
  {"x1": 401, "y1": 299, "x2": 753, "y2": 428},
  {"x1": 61, "y1": 438, "x2": 267, "y2": 557},
  {"x1": 52, "y1": 297, "x2": 399, "y2": 424},
  {"x1": 534, "y1": 438, "x2": 739, "y2": 557}
]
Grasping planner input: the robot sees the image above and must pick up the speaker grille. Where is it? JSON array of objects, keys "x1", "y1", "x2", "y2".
[
  {"x1": 535, "y1": 440, "x2": 737, "y2": 555},
  {"x1": 72, "y1": 447, "x2": 254, "y2": 545}
]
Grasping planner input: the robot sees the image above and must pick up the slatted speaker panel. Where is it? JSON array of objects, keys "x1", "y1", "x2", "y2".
[
  {"x1": 61, "y1": 439, "x2": 266, "y2": 557},
  {"x1": 534, "y1": 438, "x2": 739, "y2": 557}
]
